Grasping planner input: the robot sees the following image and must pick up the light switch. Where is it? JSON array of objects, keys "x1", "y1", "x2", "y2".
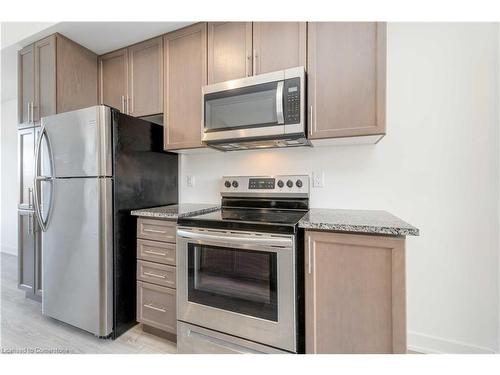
[{"x1": 187, "y1": 175, "x2": 195, "y2": 187}]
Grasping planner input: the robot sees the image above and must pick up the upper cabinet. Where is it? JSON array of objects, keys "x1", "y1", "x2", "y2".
[
  {"x1": 208, "y1": 22, "x2": 252, "y2": 84},
  {"x1": 99, "y1": 48, "x2": 128, "y2": 113},
  {"x1": 18, "y1": 33, "x2": 98, "y2": 128},
  {"x1": 164, "y1": 23, "x2": 207, "y2": 151},
  {"x1": 127, "y1": 37, "x2": 163, "y2": 117},
  {"x1": 252, "y1": 22, "x2": 306, "y2": 75},
  {"x1": 307, "y1": 22, "x2": 386, "y2": 140},
  {"x1": 208, "y1": 22, "x2": 306, "y2": 84},
  {"x1": 99, "y1": 36, "x2": 163, "y2": 117}
]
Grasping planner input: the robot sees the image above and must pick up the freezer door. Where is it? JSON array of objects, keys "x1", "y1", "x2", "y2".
[
  {"x1": 40, "y1": 106, "x2": 112, "y2": 178},
  {"x1": 42, "y1": 177, "x2": 113, "y2": 337}
]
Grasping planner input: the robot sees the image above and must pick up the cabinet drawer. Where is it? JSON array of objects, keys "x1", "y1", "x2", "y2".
[
  {"x1": 137, "y1": 239, "x2": 176, "y2": 265},
  {"x1": 137, "y1": 218, "x2": 176, "y2": 243},
  {"x1": 137, "y1": 281, "x2": 176, "y2": 334},
  {"x1": 137, "y1": 260, "x2": 176, "y2": 288}
]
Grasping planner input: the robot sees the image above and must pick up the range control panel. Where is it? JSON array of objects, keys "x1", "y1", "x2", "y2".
[{"x1": 221, "y1": 175, "x2": 309, "y2": 197}]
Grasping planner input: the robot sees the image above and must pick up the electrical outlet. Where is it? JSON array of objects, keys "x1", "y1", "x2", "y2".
[
  {"x1": 312, "y1": 172, "x2": 325, "y2": 188},
  {"x1": 187, "y1": 175, "x2": 195, "y2": 187}
]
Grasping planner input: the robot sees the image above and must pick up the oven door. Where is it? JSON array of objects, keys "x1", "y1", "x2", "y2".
[
  {"x1": 177, "y1": 227, "x2": 296, "y2": 352},
  {"x1": 202, "y1": 71, "x2": 285, "y2": 143}
]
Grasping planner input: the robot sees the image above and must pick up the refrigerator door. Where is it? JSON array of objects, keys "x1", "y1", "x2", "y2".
[
  {"x1": 40, "y1": 106, "x2": 112, "y2": 178},
  {"x1": 42, "y1": 177, "x2": 113, "y2": 337}
]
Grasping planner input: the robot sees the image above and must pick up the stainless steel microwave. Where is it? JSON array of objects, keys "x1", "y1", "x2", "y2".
[{"x1": 202, "y1": 66, "x2": 310, "y2": 151}]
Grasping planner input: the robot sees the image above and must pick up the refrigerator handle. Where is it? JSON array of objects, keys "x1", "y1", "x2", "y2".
[{"x1": 33, "y1": 126, "x2": 54, "y2": 232}]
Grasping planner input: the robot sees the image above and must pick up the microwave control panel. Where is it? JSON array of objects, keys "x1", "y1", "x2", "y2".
[{"x1": 284, "y1": 78, "x2": 301, "y2": 124}]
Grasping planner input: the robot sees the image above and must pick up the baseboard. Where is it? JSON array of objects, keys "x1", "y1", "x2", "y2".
[
  {"x1": 1, "y1": 245, "x2": 17, "y2": 256},
  {"x1": 408, "y1": 331, "x2": 497, "y2": 354}
]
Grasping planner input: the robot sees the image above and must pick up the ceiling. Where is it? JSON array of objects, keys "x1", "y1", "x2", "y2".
[{"x1": 1, "y1": 22, "x2": 193, "y2": 101}]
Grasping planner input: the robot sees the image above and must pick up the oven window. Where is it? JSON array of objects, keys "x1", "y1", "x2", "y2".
[
  {"x1": 188, "y1": 244, "x2": 278, "y2": 321},
  {"x1": 204, "y1": 81, "x2": 279, "y2": 132}
]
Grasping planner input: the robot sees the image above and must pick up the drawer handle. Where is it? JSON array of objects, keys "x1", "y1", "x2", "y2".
[
  {"x1": 144, "y1": 250, "x2": 166, "y2": 256},
  {"x1": 143, "y1": 228, "x2": 167, "y2": 234},
  {"x1": 144, "y1": 303, "x2": 166, "y2": 313},
  {"x1": 144, "y1": 271, "x2": 167, "y2": 279}
]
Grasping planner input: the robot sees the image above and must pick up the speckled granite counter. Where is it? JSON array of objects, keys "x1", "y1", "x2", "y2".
[
  {"x1": 131, "y1": 204, "x2": 220, "y2": 220},
  {"x1": 298, "y1": 209, "x2": 419, "y2": 236}
]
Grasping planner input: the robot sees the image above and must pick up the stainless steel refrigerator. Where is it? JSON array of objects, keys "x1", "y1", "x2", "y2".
[{"x1": 33, "y1": 105, "x2": 177, "y2": 338}]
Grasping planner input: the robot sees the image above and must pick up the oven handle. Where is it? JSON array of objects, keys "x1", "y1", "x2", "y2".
[{"x1": 177, "y1": 229, "x2": 293, "y2": 249}]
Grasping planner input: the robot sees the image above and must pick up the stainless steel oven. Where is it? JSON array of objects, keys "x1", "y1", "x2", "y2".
[
  {"x1": 202, "y1": 66, "x2": 309, "y2": 151},
  {"x1": 177, "y1": 227, "x2": 297, "y2": 352}
]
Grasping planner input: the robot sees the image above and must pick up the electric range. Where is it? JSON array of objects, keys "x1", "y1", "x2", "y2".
[{"x1": 176, "y1": 175, "x2": 309, "y2": 354}]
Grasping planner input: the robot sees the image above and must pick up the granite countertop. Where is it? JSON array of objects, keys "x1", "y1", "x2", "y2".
[
  {"x1": 298, "y1": 208, "x2": 419, "y2": 236},
  {"x1": 130, "y1": 203, "x2": 220, "y2": 219}
]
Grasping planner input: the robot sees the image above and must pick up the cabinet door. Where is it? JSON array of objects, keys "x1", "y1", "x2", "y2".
[
  {"x1": 56, "y1": 35, "x2": 98, "y2": 114},
  {"x1": 128, "y1": 37, "x2": 163, "y2": 117},
  {"x1": 18, "y1": 210, "x2": 36, "y2": 293},
  {"x1": 18, "y1": 44, "x2": 35, "y2": 126},
  {"x1": 304, "y1": 231, "x2": 406, "y2": 354},
  {"x1": 308, "y1": 22, "x2": 386, "y2": 139},
  {"x1": 164, "y1": 23, "x2": 207, "y2": 150},
  {"x1": 252, "y1": 22, "x2": 306, "y2": 75},
  {"x1": 99, "y1": 48, "x2": 128, "y2": 113},
  {"x1": 18, "y1": 128, "x2": 35, "y2": 210},
  {"x1": 208, "y1": 22, "x2": 252, "y2": 84},
  {"x1": 33, "y1": 35, "x2": 56, "y2": 123}
]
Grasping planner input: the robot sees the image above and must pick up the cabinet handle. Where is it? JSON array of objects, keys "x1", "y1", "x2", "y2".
[
  {"x1": 27, "y1": 101, "x2": 32, "y2": 123},
  {"x1": 307, "y1": 235, "x2": 312, "y2": 274},
  {"x1": 28, "y1": 213, "x2": 33, "y2": 235},
  {"x1": 245, "y1": 54, "x2": 251, "y2": 77},
  {"x1": 143, "y1": 303, "x2": 166, "y2": 313},
  {"x1": 253, "y1": 50, "x2": 258, "y2": 75},
  {"x1": 144, "y1": 271, "x2": 167, "y2": 279},
  {"x1": 121, "y1": 95, "x2": 126, "y2": 113},
  {"x1": 127, "y1": 95, "x2": 131, "y2": 115},
  {"x1": 143, "y1": 228, "x2": 166, "y2": 234},
  {"x1": 309, "y1": 105, "x2": 313, "y2": 136},
  {"x1": 28, "y1": 187, "x2": 33, "y2": 208},
  {"x1": 144, "y1": 249, "x2": 166, "y2": 256}
]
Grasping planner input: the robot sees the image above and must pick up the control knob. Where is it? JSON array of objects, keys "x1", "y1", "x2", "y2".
[
  {"x1": 296, "y1": 180, "x2": 303, "y2": 188},
  {"x1": 286, "y1": 180, "x2": 293, "y2": 188},
  {"x1": 224, "y1": 180, "x2": 231, "y2": 188},
  {"x1": 232, "y1": 180, "x2": 239, "y2": 188},
  {"x1": 277, "y1": 180, "x2": 284, "y2": 188}
]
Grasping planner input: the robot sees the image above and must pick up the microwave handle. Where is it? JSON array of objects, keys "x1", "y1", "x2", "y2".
[{"x1": 276, "y1": 81, "x2": 284, "y2": 124}]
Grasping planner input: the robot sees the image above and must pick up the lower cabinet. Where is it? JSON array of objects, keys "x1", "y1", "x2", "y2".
[
  {"x1": 304, "y1": 230, "x2": 406, "y2": 354},
  {"x1": 18, "y1": 210, "x2": 42, "y2": 300},
  {"x1": 136, "y1": 217, "x2": 177, "y2": 340}
]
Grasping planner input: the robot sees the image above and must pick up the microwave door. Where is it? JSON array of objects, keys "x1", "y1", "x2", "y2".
[{"x1": 203, "y1": 81, "x2": 286, "y2": 142}]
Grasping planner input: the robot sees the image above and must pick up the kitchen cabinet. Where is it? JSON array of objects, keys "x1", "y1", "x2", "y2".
[
  {"x1": 252, "y1": 22, "x2": 306, "y2": 75},
  {"x1": 18, "y1": 33, "x2": 98, "y2": 127},
  {"x1": 99, "y1": 48, "x2": 128, "y2": 113},
  {"x1": 208, "y1": 22, "x2": 306, "y2": 83},
  {"x1": 136, "y1": 217, "x2": 177, "y2": 339},
  {"x1": 18, "y1": 210, "x2": 42, "y2": 300},
  {"x1": 307, "y1": 22, "x2": 386, "y2": 140},
  {"x1": 98, "y1": 37, "x2": 163, "y2": 117},
  {"x1": 208, "y1": 22, "x2": 252, "y2": 84},
  {"x1": 304, "y1": 230, "x2": 406, "y2": 354},
  {"x1": 18, "y1": 128, "x2": 35, "y2": 210},
  {"x1": 164, "y1": 23, "x2": 207, "y2": 150},
  {"x1": 18, "y1": 44, "x2": 35, "y2": 126}
]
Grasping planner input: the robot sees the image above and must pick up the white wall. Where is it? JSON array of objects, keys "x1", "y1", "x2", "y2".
[
  {"x1": 179, "y1": 23, "x2": 500, "y2": 353},
  {"x1": 0, "y1": 98, "x2": 19, "y2": 255}
]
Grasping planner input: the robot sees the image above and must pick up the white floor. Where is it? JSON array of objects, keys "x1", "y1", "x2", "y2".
[{"x1": 0, "y1": 253, "x2": 177, "y2": 354}]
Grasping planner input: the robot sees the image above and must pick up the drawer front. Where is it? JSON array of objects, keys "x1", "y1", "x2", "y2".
[
  {"x1": 137, "y1": 218, "x2": 176, "y2": 243},
  {"x1": 137, "y1": 239, "x2": 176, "y2": 265},
  {"x1": 137, "y1": 281, "x2": 176, "y2": 334},
  {"x1": 137, "y1": 260, "x2": 176, "y2": 288}
]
